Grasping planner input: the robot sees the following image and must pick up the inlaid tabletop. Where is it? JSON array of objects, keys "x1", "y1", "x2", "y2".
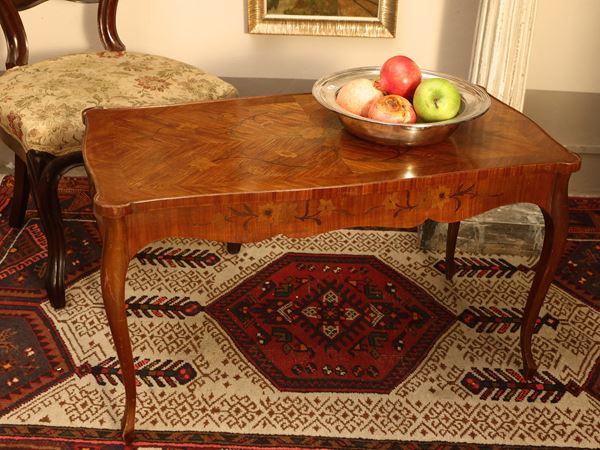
[{"x1": 83, "y1": 94, "x2": 580, "y2": 216}]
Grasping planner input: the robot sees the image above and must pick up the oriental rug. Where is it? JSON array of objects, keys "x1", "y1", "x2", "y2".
[{"x1": 0, "y1": 176, "x2": 598, "y2": 450}]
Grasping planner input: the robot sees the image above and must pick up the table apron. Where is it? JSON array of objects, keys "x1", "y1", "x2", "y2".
[{"x1": 104, "y1": 171, "x2": 559, "y2": 259}]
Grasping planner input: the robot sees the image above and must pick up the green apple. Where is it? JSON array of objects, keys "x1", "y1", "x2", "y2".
[{"x1": 413, "y1": 78, "x2": 461, "y2": 122}]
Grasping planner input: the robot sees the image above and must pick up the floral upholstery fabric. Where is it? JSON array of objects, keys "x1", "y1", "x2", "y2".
[{"x1": 0, "y1": 51, "x2": 238, "y2": 156}]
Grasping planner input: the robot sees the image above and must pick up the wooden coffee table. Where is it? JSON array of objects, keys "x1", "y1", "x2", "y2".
[{"x1": 82, "y1": 94, "x2": 580, "y2": 441}]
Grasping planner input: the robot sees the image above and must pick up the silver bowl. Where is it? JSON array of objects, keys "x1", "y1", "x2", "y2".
[{"x1": 312, "y1": 66, "x2": 491, "y2": 146}]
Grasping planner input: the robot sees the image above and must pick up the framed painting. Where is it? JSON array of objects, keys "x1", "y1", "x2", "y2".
[{"x1": 248, "y1": 0, "x2": 398, "y2": 38}]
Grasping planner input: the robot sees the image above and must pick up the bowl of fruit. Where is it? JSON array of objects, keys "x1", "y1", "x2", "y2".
[{"x1": 312, "y1": 56, "x2": 491, "y2": 146}]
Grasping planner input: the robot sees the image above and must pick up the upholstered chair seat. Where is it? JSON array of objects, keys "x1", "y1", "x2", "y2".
[{"x1": 0, "y1": 51, "x2": 237, "y2": 156}]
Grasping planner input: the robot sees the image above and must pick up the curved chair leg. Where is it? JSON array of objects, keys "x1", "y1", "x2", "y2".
[
  {"x1": 25, "y1": 150, "x2": 54, "y2": 209},
  {"x1": 27, "y1": 150, "x2": 84, "y2": 309},
  {"x1": 226, "y1": 242, "x2": 242, "y2": 254},
  {"x1": 8, "y1": 155, "x2": 30, "y2": 228},
  {"x1": 445, "y1": 222, "x2": 460, "y2": 281},
  {"x1": 520, "y1": 175, "x2": 569, "y2": 379}
]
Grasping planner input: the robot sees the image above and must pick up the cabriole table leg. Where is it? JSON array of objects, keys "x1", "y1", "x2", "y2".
[
  {"x1": 100, "y1": 217, "x2": 137, "y2": 442},
  {"x1": 520, "y1": 174, "x2": 570, "y2": 379}
]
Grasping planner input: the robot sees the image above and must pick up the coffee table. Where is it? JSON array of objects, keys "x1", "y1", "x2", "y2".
[{"x1": 82, "y1": 94, "x2": 580, "y2": 441}]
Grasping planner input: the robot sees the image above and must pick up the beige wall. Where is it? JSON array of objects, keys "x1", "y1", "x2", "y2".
[
  {"x1": 526, "y1": 0, "x2": 600, "y2": 93},
  {"x1": 1, "y1": 0, "x2": 479, "y2": 80}
]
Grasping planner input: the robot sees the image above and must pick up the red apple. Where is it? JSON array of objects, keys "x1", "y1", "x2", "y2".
[
  {"x1": 375, "y1": 55, "x2": 421, "y2": 100},
  {"x1": 367, "y1": 95, "x2": 417, "y2": 124},
  {"x1": 336, "y1": 78, "x2": 384, "y2": 117}
]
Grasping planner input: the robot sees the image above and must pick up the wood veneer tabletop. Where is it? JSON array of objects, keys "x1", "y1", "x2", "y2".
[{"x1": 83, "y1": 94, "x2": 580, "y2": 217}]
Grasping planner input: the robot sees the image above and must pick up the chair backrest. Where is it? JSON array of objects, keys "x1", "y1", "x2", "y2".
[{"x1": 0, "y1": 0, "x2": 125, "y2": 70}]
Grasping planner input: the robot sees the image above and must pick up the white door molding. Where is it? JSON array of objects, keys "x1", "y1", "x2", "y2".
[{"x1": 469, "y1": 0, "x2": 538, "y2": 111}]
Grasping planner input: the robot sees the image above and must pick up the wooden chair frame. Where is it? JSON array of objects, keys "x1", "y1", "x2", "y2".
[
  {"x1": 0, "y1": 0, "x2": 243, "y2": 309},
  {"x1": 0, "y1": 0, "x2": 124, "y2": 308}
]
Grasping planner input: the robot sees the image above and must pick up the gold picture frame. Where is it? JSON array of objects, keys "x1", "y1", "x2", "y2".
[{"x1": 248, "y1": 0, "x2": 398, "y2": 38}]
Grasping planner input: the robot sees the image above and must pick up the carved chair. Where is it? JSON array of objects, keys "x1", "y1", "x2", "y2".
[{"x1": 0, "y1": 0, "x2": 238, "y2": 308}]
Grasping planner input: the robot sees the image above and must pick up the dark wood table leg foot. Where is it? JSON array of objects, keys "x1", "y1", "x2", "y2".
[
  {"x1": 445, "y1": 222, "x2": 460, "y2": 281},
  {"x1": 520, "y1": 175, "x2": 570, "y2": 379},
  {"x1": 226, "y1": 242, "x2": 242, "y2": 254},
  {"x1": 100, "y1": 218, "x2": 136, "y2": 442}
]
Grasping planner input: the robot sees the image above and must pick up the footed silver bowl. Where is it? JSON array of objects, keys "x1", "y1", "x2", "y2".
[{"x1": 312, "y1": 66, "x2": 491, "y2": 146}]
